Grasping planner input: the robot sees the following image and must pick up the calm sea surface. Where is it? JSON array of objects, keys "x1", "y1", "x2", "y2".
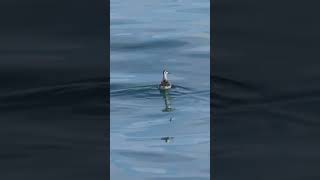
[
  {"x1": 110, "y1": 0, "x2": 210, "y2": 179},
  {"x1": 215, "y1": 0, "x2": 320, "y2": 179}
]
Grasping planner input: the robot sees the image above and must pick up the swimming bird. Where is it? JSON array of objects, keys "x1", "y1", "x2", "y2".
[{"x1": 159, "y1": 69, "x2": 172, "y2": 90}]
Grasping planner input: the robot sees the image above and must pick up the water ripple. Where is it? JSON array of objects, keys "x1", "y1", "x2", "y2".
[
  {"x1": 0, "y1": 78, "x2": 107, "y2": 110},
  {"x1": 111, "y1": 84, "x2": 209, "y2": 102},
  {"x1": 111, "y1": 39, "x2": 188, "y2": 51}
]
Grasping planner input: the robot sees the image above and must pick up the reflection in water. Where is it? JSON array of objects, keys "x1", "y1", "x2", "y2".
[
  {"x1": 161, "y1": 89, "x2": 174, "y2": 112},
  {"x1": 169, "y1": 116, "x2": 174, "y2": 122},
  {"x1": 160, "y1": 89, "x2": 175, "y2": 143},
  {"x1": 161, "y1": 137, "x2": 174, "y2": 143}
]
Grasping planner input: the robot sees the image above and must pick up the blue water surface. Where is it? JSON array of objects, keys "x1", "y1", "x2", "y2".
[{"x1": 110, "y1": 0, "x2": 210, "y2": 179}]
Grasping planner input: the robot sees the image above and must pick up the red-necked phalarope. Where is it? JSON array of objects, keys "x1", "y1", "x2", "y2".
[{"x1": 159, "y1": 69, "x2": 172, "y2": 90}]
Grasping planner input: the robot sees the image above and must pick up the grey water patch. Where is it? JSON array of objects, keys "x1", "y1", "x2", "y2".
[
  {"x1": 111, "y1": 18, "x2": 142, "y2": 26},
  {"x1": 177, "y1": 7, "x2": 210, "y2": 14},
  {"x1": 114, "y1": 150, "x2": 195, "y2": 163},
  {"x1": 111, "y1": 39, "x2": 188, "y2": 51}
]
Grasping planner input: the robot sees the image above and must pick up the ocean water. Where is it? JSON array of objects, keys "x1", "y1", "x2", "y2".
[
  {"x1": 110, "y1": 0, "x2": 210, "y2": 179},
  {"x1": 215, "y1": 0, "x2": 320, "y2": 179},
  {"x1": 0, "y1": 0, "x2": 107, "y2": 179}
]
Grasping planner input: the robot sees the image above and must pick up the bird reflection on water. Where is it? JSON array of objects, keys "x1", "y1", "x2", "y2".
[
  {"x1": 161, "y1": 136, "x2": 174, "y2": 143},
  {"x1": 160, "y1": 88, "x2": 175, "y2": 143},
  {"x1": 160, "y1": 89, "x2": 174, "y2": 112},
  {"x1": 169, "y1": 116, "x2": 174, "y2": 122}
]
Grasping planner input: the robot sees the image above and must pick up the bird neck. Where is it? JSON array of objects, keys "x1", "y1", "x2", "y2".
[{"x1": 163, "y1": 72, "x2": 168, "y2": 81}]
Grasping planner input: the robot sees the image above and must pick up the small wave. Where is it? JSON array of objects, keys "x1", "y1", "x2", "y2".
[
  {"x1": 111, "y1": 39, "x2": 188, "y2": 51},
  {"x1": 113, "y1": 149, "x2": 194, "y2": 162},
  {"x1": 111, "y1": 18, "x2": 142, "y2": 25},
  {"x1": 0, "y1": 78, "x2": 107, "y2": 111},
  {"x1": 110, "y1": 84, "x2": 209, "y2": 101}
]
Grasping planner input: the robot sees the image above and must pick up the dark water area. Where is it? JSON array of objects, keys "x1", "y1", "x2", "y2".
[
  {"x1": 111, "y1": 0, "x2": 210, "y2": 179},
  {"x1": 215, "y1": 0, "x2": 320, "y2": 179},
  {"x1": 0, "y1": 0, "x2": 108, "y2": 179}
]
